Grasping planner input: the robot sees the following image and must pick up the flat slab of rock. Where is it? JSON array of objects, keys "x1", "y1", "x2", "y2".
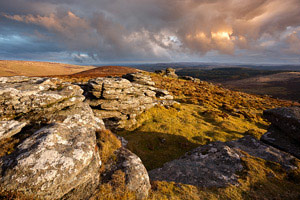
[
  {"x1": 122, "y1": 72, "x2": 155, "y2": 86},
  {"x1": 0, "y1": 76, "x2": 84, "y2": 122},
  {"x1": 0, "y1": 120, "x2": 27, "y2": 140},
  {"x1": 263, "y1": 107, "x2": 300, "y2": 142},
  {"x1": 261, "y1": 126, "x2": 300, "y2": 159},
  {"x1": 149, "y1": 136, "x2": 297, "y2": 187}
]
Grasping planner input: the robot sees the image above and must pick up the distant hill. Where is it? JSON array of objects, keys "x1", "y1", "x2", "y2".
[
  {"x1": 176, "y1": 67, "x2": 287, "y2": 82},
  {"x1": 223, "y1": 72, "x2": 300, "y2": 101},
  {"x1": 73, "y1": 65, "x2": 140, "y2": 77},
  {"x1": 0, "y1": 60, "x2": 95, "y2": 76}
]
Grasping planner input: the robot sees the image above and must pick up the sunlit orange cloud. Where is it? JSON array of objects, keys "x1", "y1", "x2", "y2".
[{"x1": 1, "y1": 0, "x2": 300, "y2": 61}]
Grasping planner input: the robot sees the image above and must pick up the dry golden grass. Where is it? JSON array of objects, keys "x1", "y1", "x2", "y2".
[
  {"x1": 0, "y1": 60, "x2": 95, "y2": 76},
  {"x1": 116, "y1": 73, "x2": 300, "y2": 199},
  {"x1": 91, "y1": 170, "x2": 137, "y2": 200},
  {"x1": 119, "y1": 74, "x2": 299, "y2": 170},
  {"x1": 96, "y1": 129, "x2": 122, "y2": 166}
]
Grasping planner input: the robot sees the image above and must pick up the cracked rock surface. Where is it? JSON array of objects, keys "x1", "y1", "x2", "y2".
[
  {"x1": 0, "y1": 76, "x2": 151, "y2": 199},
  {"x1": 149, "y1": 136, "x2": 297, "y2": 187},
  {"x1": 84, "y1": 73, "x2": 176, "y2": 130},
  {"x1": 261, "y1": 106, "x2": 300, "y2": 158}
]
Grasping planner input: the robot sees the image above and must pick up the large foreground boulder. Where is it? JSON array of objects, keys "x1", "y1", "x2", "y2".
[
  {"x1": 149, "y1": 136, "x2": 297, "y2": 187},
  {"x1": 0, "y1": 102, "x2": 102, "y2": 199},
  {"x1": 261, "y1": 107, "x2": 300, "y2": 158}
]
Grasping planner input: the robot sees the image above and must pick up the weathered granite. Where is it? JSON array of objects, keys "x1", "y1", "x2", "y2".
[
  {"x1": 0, "y1": 103, "x2": 101, "y2": 199},
  {"x1": 155, "y1": 68, "x2": 178, "y2": 78},
  {"x1": 0, "y1": 76, "x2": 84, "y2": 122},
  {"x1": 261, "y1": 107, "x2": 300, "y2": 159},
  {"x1": 122, "y1": 72, "x2": 155, "y2": 86},
  {"x1": 165, "y1": 68, "x2": 178, "y2": 78},
  {"x1": 0, "y1": 120, "x2": 27, "y2": 140},
  {"x1": 261, "y1": 126, "x2": 300, "y2": 159},
  {"x1": 149, "y1": 136, "x2": 297, "y2": 187},
  {"x1": 84, "y1": 73, "x2": 176, "y2": 130},
  {"x1": 263, "y1": 107, "x2": 300, "y2": 142},
  {"x1": 0, "y1": 76, "x2": 151, "y2": 199}
]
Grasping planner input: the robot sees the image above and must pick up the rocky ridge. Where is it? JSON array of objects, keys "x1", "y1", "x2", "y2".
[
  {"x1": 0, "y1": 75, "x2": 152, "y2": 199},
  {"x1": 84, "y1": 72, "x2": 175, "y2": 130}
]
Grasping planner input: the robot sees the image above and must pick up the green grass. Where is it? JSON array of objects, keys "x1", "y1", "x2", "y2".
[{"x1": 118, "y1": 103, "x2": 267, "y2": 170}]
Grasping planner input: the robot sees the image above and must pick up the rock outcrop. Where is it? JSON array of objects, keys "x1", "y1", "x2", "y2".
[
  {"x1": 0, "y1": 77, "x2": 102, "y2": 199},
  {"x1": 149, "y1": 136, "x2": 297, "y2": 187},
  {"x1": 180, "y1": 76, "x2": 201, "y2": 83},
  {"x1": 261, "y1": 107, "x2": 300, "y2": 158},
  {"x1": 165, "y1": 68, "x2": 178, "y2": 78},
  {"x1": 84, "y1": 73, "x2": 175, "y2": 130},
  {"x1": 155, "y1": 68, "x2": 178, "y2": 78},
  {"x1": 0, "y1": 76, "x2": 151, "y2": 199}
]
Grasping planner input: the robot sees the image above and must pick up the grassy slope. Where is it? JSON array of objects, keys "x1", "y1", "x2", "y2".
[
  {"x1": 0, "y1": 60, "x2": 95, "y2": 76},
  {"x1": 116, "y1": 73, "x2": 300, "y2": 199}
]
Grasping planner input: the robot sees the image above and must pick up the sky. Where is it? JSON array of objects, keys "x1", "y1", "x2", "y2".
[{"x1": 0, "y1": 0, "x2": 300, "y2": 65}]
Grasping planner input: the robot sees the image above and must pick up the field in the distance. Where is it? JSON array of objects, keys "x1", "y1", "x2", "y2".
[{"x1": 0, "y1": 60, "x2": 95, "y2": 76}]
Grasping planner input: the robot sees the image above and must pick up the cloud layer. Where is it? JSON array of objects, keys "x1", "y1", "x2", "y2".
[{"x1": 1, "y1": 0, "x2": 300, "y2": 63}]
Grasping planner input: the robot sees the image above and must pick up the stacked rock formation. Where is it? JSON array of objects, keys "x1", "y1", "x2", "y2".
[
  {"x1": 155, "y1": 68, "x2": 178, "y2": 78},
  {"x1": 0, "y1": 76, "x2": 151, "y2": 199},
  {"x1": 180, "y1": 76, "x2": 201, "y2": 83},
  {"x1": 261, "y1": 106, "x2": 300, "y2": 158},
  {"x1": 84, "y1": 72, "x2": 175, "y2": 130}
]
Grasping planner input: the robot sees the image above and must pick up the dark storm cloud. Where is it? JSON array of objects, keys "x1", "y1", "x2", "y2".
[{"x1": 1, "y1": 0, "x2": 300, "y2": 63}]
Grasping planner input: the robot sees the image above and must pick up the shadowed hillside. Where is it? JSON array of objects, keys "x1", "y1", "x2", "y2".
[
  {"x1": 74, "y1": 65, "x2": 140, "y2": 76},
  {"x1": 0, "y1": 60, "x2": 95, "y2": 76},
  {"x1": 223, "y1": 72, "x2": 300, "y2": 101},
  {"x1": 56, "y1": 66, "x2": 141, "y2": 82}
]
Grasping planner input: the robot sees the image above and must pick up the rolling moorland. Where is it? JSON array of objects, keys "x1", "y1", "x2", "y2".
[
  {"x1": 131, "y1": 64, "x2": 300, "y2": 102},
  {"x1": 0, "y1": 61, "x2": 300, "y2": 199}
]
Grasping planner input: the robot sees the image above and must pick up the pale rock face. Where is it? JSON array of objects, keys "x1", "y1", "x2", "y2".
[
  {"x1": 0, "y1": 76, "x2": 84, "y2": 122},
  {"x1": 0, "y1": 102, "x2": 101, "y2": 199},
  {"x1": 0, "y1": 120, "x2": 27, "y2": 140},
  {"x1": 0, "y1": 76, "x2": 152, "y2": 199},
  {"x1": 149, "y1": 136, "x2": 297, "y2": 187},
  {"x1": 122, "y1": 72, "x2": 156, "y2": 86}
]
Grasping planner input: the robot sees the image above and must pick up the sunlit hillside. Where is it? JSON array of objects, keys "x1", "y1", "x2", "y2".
[{"x1": 0, "y1": 60, "x2": 95, "y2": 76}]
